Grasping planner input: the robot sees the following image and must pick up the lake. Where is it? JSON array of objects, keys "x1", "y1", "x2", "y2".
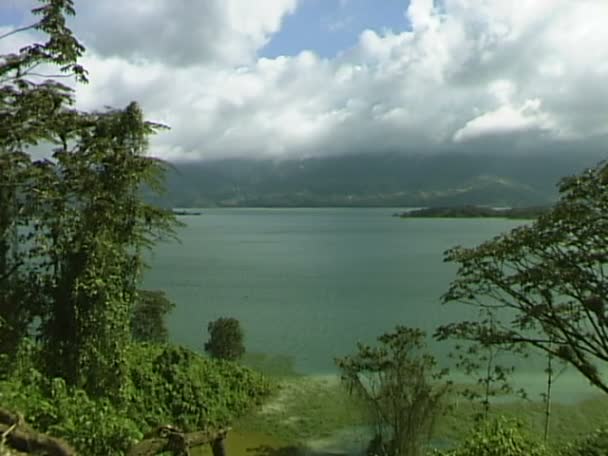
[
  {"x1": 143, "y1": 208, "x2": 523, "y2": 371},
  {"x1": 143, "y1": 207, "x2": 602, "y2": 402}
]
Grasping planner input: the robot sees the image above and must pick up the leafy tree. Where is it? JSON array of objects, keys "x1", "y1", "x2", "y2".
[
  {"x1": 35, "y1": 103, "x2": 177, "y2": 398},
  {"x1": 0, "y1": 0, "x2": 86, "y2": 360},
  {"x1": 204, "y1": 317, "x2": 245, "y2": 361},
  {"x1": 336, "y1": 326, "x2": 450, "y2": 456},
  {"x1": 436, "y1": 161, "x2": 608, "y2": 394},
  {"x1": 131, "y1": 290, "x2": 175, "y2": 343},
  {"x1": 0, "y1": 0, "x2": 179, "y2": 399}
]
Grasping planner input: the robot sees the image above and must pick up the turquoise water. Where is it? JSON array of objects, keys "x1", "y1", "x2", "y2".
[{"x1": 143, "y1": 208, "x2": 524, "y2": 373}]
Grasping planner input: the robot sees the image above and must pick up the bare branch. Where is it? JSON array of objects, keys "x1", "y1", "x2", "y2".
[{"x1": 0, "y1": 23, "x2": 37, "y2": 41}]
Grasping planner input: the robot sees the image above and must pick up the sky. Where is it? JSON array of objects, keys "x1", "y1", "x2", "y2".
[{"x1": 1, "y1": 0, "x2": 607, "y2": 162}]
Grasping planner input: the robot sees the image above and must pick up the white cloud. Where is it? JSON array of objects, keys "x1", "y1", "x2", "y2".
[
  {"x1": 73, "y1": 0, "x2": 297, "y2": 66},
  {"x1": 407, "y1": 0, "x2": 439, "y2": 32},
  {"x1": 4, "y1": 0, "x2": 608, "y2": 160},
  {"x1": 453, "y1": 99, "x2": 557, "y2": 143}
]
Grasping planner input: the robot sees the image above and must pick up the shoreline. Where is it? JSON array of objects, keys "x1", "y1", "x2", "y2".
[{"x1": 231, "y1": 369, "x2": 608, "y2": 455}]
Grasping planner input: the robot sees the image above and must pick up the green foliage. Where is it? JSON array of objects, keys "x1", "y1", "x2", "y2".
[
  {"x1": 126, "y1": 344, "x2": 272, "y2": 431},
  {"x1": 336, "y1": 326, "x2": 450, "y2": 456},
  {"x1": 0, "y1": 342, "x2": 272, "y2": 455},
  {"x1": 0, "y1": 4, "x2": 272, "y2": 454},
  {"x1": 33, "y1": 101, "x2": 178, "y2": 400},
  {"x1": 205, "y1": 317, "x2": 246, "y2": 361},
  {"x1": 435, "y1": 417, "x2": 549, "y2": 456},
  {"x1": 131, "y1": 289, "x2": 175, "y2": 343},
  {"x1": 560, "y1": 426, "x2": 608, "y2": 456},
  {"x1": 437, "y1": 161, "x2": 608, "y2": 394},
  {"x1": 0, "y1": 371, "x2": 142, "y2": 455},
  {"x1": 0, "y1": 0, "x2": 180, "y2": 400}
]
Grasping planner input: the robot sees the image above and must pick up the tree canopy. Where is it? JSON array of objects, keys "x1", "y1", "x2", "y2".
[
  {"x1": 437, "y1": 161, "x2": 608, "y2": 393},
  {"x1": 0, "y1": 0, "x2": 178, "y2": 399},
  {"x1": 204, "y1": 317, "x2": 246, "y2": 361}
]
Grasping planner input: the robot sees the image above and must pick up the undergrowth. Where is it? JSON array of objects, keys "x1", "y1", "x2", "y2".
[{"x1": 0, "y1": 343, "x2": 272, "y2": 455}]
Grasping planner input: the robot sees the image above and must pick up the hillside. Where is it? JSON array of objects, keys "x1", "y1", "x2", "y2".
[{"x1": 156, "y1": 151, "x2": 604, "y2": 208}]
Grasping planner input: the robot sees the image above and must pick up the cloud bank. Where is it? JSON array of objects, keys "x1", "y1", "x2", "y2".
[{"x1": 5, "y1": 0, "x2": 608, "y2": 161}]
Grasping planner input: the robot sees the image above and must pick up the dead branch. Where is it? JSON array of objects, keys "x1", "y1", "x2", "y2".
[
  {"x1": 127, "y1": 425, "x2": 231, "y2": 456},
  {"x1": 0, "y1": 408, "x2": 76, "y2": 456}
]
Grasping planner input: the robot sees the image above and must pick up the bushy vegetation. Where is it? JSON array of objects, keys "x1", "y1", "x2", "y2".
[
  {"x1": 126, "y1": 344, "x2": 271, "y2": 431},
  {"x1": 336, "y1": 326, "x2": 451, "y2": 456},
  {"x1": 435, "y1": 417, "x2": 549, "y2": 456},
  {"x1": 0, "y1": 343, "x2": 272, "y2": 455},
  {"x1": 560, "y1": 426, "x2": 608, "y2": 456}
]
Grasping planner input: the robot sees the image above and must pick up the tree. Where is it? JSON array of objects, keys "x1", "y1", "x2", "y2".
[
  {"x1": 35, "y1": 101, "x2": 178, "y2": 398},
  {"x1": 436, "y1": 161, "x2": 608, "y2": 394},
  {"x1": 0, "y1": 0, "x2": 86, "y2": 360},
  {"x1": 336, "y1": 326, "x2": 450, "y2": 456},
  {"x1": 204, "y1": 317, "x2": 245, "y2": 361},
  {"x1": 0, "y1": 0, "x2": 179, "y2": 399},
  {"x1": 131, "y1": 290, "x2": 176, "y2": 343}
]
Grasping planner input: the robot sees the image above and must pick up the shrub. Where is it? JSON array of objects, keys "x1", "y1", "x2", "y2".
[
  {"x1": 435, "y1": 417, "x2": 549, "y2": 456},
  {"x1": 204, "y1": 317, "x2": 245, "y2": 361},
  {"x1": 336, "y1": 326, "x2": 450, "y2": 456},
  {"x1": 126, "y1": 343, "x2": 272, "y2": 431},
  {"x1": 0, "y1": 374, "x2": 141, "y2": 455},
  {"x1": 560, "y1": 426, "x2": 608, "y2": 456},
  {"x1": 0, "y1": 342, "x2": 272, "y2": 455}
]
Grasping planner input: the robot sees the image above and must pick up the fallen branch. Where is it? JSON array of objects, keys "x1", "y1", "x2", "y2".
[
  {"x1": 0, "y1": 408, "x2": 76, "y2": 456},
  {"x1": 128, "y1": 425, "x2": 230, "y2": 456}
]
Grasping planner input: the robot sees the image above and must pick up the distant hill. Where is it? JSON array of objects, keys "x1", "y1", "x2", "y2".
[{"x1": 155, "y1": 151, "x2": 604, "y2": 208}]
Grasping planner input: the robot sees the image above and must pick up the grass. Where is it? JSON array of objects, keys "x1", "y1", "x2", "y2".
[
  {"x1": 236, "y1": 375, "x2": 367, "y2": 443},
  {"x1": 191, "y1": 431, "x2": 299, "y2": 456},
  {"x1": 241, "y1": 352, "x2": 302, "y2": 379},
  {"x1": 190, "y1": 353, "x2": 608, "y2": 454},
  {"x1": 436, "y1": 394, "x2": 608, "y2": 446},
  {"x1": 233, "y1": 368, "x2": 608, "y2": 454}
]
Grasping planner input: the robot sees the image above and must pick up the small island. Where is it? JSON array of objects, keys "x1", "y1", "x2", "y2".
[
  {"x1": 172, "y1": 209, "x2": 203, "y2": 216},
  {"x1": 395, "y1": 205, "x2": 549, "y2": 219}
]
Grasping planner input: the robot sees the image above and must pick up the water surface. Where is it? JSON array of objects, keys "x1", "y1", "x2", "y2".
[{"x1": 144, "y1": 208, "x2": 521, "y2": 373}]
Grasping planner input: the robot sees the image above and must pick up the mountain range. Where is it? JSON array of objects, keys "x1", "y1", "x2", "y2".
[{"x1": 156, "y1": 150, "x2": 605, "y2": 208}]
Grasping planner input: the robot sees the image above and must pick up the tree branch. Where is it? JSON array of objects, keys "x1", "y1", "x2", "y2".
[
  {"x1": 0, "y1": 408, "x2": 76, "y2": 456},
  {"x1": 127, "y1": 426, "x2": 231, "y2": 456},
  {"x1": 0, "y1": 24, "x2": 37, "y2": 41}
]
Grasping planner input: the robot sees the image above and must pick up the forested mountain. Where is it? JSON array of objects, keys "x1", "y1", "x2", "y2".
[{"x1": 159, "y1": 150, "x2": 604, "y2": 207}]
